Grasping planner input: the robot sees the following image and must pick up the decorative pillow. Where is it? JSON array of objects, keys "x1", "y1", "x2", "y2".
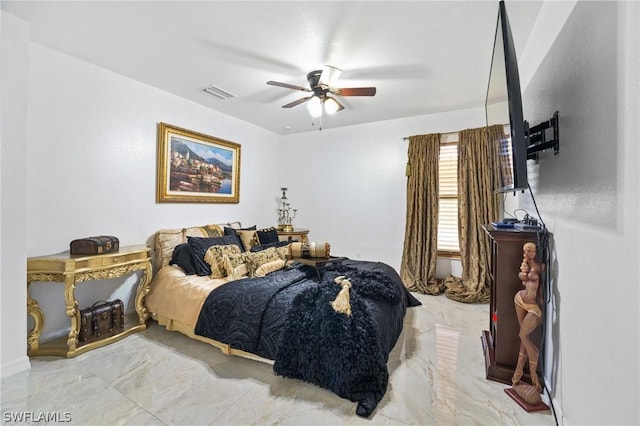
[
  {"x1": 289, "y1": 241, "x2": 331, "y2": 259},
  {"x1": 257, "y1": 227, "x2": 280, "y2": 245},
  {"x1": 154, "y1": 226, "x2": 209, "y2": 269},
  {"x1": 204, "y1": 244, "x2": 242, "y2": 278},
  {"x1": 222, "y1": 252, "x2": 250, "y2": 280},
  {"x1": 253, "y1": 258, "x2": 286, "y2": 277},
  {"x1": 250, "y1": 240, "x2": 290, "y2": 252},
  {"x1": 236, "y1": 230, "x2": 259, "y2": 252},
  {"x1": 169, "y1": 243, "x2": 198, "y2": 275},
  {"x1": 224, "y1": 225, "x2": 257, "y2": 236},
  {"x1": 187, "y1": 235, "x2": 244, "y2": 276},
  {"x1": 204, "y1": 224, "x2": 224, "y2": 238},
  {"x1": 246, "y1": 247, "x2": 281, "y2": 277},
  {"x1": 275, "y1": 244, "x2": 291, "y2": 262}
]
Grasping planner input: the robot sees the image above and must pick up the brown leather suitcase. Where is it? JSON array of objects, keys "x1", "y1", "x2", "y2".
[
  {"x1": 78, "y1": 300, "x2": 125, "y2": 343},
  {"x1": 70, "y1": 236, "x2": 119, "y2": 255}
]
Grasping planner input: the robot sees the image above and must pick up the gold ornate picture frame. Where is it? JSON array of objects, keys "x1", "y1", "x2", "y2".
[{"x1": 156, "y1": 123, "x2": 240, "y2": 203}]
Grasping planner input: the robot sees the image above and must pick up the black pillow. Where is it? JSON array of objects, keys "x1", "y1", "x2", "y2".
[
  {"x1": 187, "y1": 235, "x2": 243, "y2": 276},
  {"x1": 250, "y1": 240, "x2": 290, "y2": 252},
  {"x1": 257, "y1": 227, "x2": 280, "y2": 245},
  {"x1": 169, "y1": 243, "x2": 198, "y2": 275},
  {"x1": 224, "y1": 225, "x2": 257, "y2": 237}
]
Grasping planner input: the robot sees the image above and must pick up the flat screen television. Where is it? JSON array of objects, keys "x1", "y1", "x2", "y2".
[{"x1": 485, "y1": 0, "x2": 528, "y2": 193}]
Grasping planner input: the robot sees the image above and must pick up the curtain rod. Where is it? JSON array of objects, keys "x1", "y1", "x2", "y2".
[
  {"x1": 402, "y1": 124, "x2": 508, "y2": 140},
  {"x1": 402, "y1": 130, "x2": 458, "y2": 140}
]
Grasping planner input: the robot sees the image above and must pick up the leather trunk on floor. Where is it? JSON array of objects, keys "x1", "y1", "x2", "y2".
[{"x1": 78, "y1": 300, "x2": 125, "y2": 343}]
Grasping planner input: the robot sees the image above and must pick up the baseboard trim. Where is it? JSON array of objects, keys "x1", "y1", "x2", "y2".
[
  {"x1": 550, "y1": 395, "x2": 564, "y2": 425},
  {"x1": 1, "y1": 356, "x2": 31, "y2": 379}
]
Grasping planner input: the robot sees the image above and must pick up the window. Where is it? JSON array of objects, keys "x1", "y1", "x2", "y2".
[{"x1": 437, "y1": 136, "x2": 459, "y2": 256}]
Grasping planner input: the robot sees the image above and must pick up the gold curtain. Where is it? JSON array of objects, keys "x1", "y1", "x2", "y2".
[
  {"x1": 444, "y1": 124, "x2": 503, "y2": 303},
  {"x1": 400, "y1": 134, "x2": 444, "y2": 295}
]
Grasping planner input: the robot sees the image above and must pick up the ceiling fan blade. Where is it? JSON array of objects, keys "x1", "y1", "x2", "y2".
[
  {"x1": 335, "y1": 87, "x2": 377, "y2": 96},
  {"x1": 281, "y1": 96, "x2": 312, "y2": 108},
  {"x1": 267, "y1": 80, "x2": 310, "y2": 92},
  {"x1": 325, "y1": 96, "x2": 345, "y2": 114},
  {"x1": 318, "y1": 65, "x2": 342, "y2": 88}
]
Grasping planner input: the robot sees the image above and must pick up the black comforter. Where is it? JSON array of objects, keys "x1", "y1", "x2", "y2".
[{"x1": 194, "y1": 259, "x2": 420, "y2": 416}]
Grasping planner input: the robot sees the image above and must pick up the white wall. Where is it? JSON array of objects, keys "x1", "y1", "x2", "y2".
[
  {"x1": 280, "y1": 107, "x2": 486, "y2": 272},
  {"x1": 2, "y1": 28, "x2": 285, "y2": 366},
  {"x1": 1, "y1": 11, "x2": 31, "y2": 378},
  {"x1": 26, "y1": 44, "x2": 282, "y2": 256},
  {"x1": 513, "y1": 1, "x2": 639, "y2": 424}
]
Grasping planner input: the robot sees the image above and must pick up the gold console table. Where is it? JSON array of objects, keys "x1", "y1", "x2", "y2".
[{"x1": 27, "y1": 245, "x2": 152, "y2": 358}]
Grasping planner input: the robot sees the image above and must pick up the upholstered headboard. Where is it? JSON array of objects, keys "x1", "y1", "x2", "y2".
[{"x1": 152, "y1": 221, "x2": 242, "y2": 274}]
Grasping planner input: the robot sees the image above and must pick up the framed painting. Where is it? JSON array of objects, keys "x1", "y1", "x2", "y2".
[{"x1": 156, "y1": 123, "x2": 241, "y2": 203}]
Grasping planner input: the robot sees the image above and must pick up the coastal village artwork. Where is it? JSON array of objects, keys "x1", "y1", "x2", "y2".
[
  {"x1": 156, "y1": 122, "x2": 240, "y2": 203},
  {"x1": 169, "y1": 138, "x2": 231, "y2": 194}
]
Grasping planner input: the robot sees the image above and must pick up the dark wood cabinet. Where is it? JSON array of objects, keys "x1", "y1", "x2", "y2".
[{"x1": 481, "y1": 224, "x2": 540, "y2": 385}]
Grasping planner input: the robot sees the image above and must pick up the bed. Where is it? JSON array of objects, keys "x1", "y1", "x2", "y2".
[{"x1": 145, "y1": 222, "x2": 420, "y2": 416}]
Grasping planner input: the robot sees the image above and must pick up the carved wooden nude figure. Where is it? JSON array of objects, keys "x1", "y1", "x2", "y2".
[{"x1": 512, "y1": 242, "x2": 543, "y2": 392}]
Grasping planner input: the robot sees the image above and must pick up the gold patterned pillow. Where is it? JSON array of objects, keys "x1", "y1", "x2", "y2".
[
  {"x1": 236, "y1": 230, "x2": 259, "y2": 252},
  {"x1": 222, "y1": 252, "x2": 250, "y2": 280},
  {"x1": 246, "y1": 247, "x2": 281, "y2": 277},
  {"x1": 204, "y1": 244, "x2": 242, "y2": 278},
  {"x1": 275, "y1": 245, "x2": 291, "y2": 262},
  {"x1": 204, "y1": 224, "x2": 224, "y2": 238},
  {"x1": 254, "y1": 258, "x2": 286, "y2": 277}
]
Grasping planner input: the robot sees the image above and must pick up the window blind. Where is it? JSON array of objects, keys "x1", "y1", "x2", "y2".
[{"x1": 438, "y1": 142, "x2": 459, "y2": 254}]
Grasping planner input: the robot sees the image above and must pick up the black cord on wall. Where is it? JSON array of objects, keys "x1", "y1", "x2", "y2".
[{"x1": 529, "y1": 183, "x2": 558, "y2": 425}]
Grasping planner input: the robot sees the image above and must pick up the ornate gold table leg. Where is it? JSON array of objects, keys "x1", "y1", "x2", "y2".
[
  {"x1": 135, "y1": 261, "x2": 152, "y2": 325},
  {"x1": 26, "y1": 279, "x2": 45, "y2": 353},
  {"x1": 63, "y1": 274, "x2": 79, "y2": 352}
]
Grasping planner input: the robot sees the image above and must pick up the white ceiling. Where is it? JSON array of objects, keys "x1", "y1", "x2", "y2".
[{"x1": 2, "y1": 1, "x2": 543, "y2": 135}]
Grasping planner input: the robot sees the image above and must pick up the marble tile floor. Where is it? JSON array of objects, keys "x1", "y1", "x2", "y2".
[{"x1": 1, "y1": 293, "x2": 557, "y2": 425}]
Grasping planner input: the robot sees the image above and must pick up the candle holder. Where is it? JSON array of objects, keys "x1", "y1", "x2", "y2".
[{"x1": 277, "y1": 187, "x2": 297, "y2": 231}]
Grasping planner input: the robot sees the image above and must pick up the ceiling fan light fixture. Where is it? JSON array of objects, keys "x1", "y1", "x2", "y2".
[
  {"x1": 307, "y1": 96, "x2": 323, "y2": 118},
  {"x1": 324, "y1": 96, "x2": 340, "y2": 115},
  {"x1": 268, "y1": 66, "x2": 376, "y2": 122},
  {"x1": 319, "y1": 65, "x2": 342, "y2": 87}
]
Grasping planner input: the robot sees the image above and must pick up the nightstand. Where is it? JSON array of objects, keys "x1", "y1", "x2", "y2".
[{"x1": 277, "y1": 228, "x2": 309, "y2": 244}]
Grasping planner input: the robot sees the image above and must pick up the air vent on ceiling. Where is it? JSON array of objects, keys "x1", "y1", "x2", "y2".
[{"x1": 200, "y1": 85, "x2": 235, "y2": 100}]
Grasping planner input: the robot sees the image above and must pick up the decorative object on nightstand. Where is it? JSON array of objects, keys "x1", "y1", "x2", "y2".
[{"x1": 277, "y1": 187, "x2": 297, "y2": 232}]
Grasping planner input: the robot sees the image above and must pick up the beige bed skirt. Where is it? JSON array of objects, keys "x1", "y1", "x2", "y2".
[
  {"x1": 146, "y1": 265, "x2": 273, "y2": 365},
  {"x1": 151, "y1": 313, "x2": 273, "y2": 365}
]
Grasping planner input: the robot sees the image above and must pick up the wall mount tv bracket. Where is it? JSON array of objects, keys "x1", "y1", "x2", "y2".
[{"x1": 525, "y1": 111, "x2": 560, "y2": 162}]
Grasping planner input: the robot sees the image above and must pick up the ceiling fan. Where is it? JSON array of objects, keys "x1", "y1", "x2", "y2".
[{"x1": 266, "y1": 65, "x2": 376, "y2": 117}]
